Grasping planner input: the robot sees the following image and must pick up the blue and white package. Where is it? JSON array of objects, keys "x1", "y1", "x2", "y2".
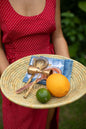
[{"x1": 23, "y1": 56, "x2": 73, "y2": 85}]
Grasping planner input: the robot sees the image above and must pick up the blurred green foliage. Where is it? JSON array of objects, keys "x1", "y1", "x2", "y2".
[
  {"x1": 78, "y1": 1, "x2": 86, "y2": 12},
  {"x1": 61, "y1": 0, "x2": 86, "y2": 65}
]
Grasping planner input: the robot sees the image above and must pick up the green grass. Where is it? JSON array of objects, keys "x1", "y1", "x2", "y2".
[
  {"x1": 0, "y1": 94, "x2": 86, "y2": 129},
  {"x1": 59, "y1": 95, "x2": 86, "y2": 129}
]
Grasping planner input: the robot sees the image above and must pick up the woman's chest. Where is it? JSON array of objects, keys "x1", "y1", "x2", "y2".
[
  {"x1": 0, "y1": 0, "x2": 56, "y2": 43},
  {"x1": 9, "y1": 0, "x2": 46, "y2": 16}
]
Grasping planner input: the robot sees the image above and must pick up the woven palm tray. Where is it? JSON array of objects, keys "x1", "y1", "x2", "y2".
[{"x1": 0, "y1": 54, "x2": 86, "y2": 109}]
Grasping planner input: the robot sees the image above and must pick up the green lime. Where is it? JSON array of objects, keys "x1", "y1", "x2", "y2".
[{"x1": 36, "y1": 88, "x2": 51, "y2": 103}]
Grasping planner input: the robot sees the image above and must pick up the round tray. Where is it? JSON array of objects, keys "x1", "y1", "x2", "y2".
[{"x1": 0, "y1": 54, "x2": 86, "y2": 109}]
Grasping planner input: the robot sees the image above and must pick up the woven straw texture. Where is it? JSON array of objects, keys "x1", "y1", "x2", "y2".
[{"x1": 0, "y1": 54, "x2": 86, "y2": 109}]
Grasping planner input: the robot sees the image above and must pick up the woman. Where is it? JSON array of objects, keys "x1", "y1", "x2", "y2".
[{"x1": 0, "y1": 0, "x2": 70, "y2": 129}]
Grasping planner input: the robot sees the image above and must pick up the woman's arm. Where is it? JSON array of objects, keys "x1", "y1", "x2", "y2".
[
  {"x1": 46, "y1": 0, "x2": 70, "y2": 129},
  {"x1": 0, "y1": 29, "x2": 9, "y2": 76},
  {"x1": 52, "y1": 0, "x2": 70, "y2": 58}
]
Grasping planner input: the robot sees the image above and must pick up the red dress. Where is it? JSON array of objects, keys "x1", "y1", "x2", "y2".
[{"x1": 0, "y1": 0, "x2": 59, "y2": 128}]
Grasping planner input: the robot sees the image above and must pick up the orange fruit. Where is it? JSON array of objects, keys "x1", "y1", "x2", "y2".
[{"x1": 46, "y1": 73, "x2": 70, "y2": 97}]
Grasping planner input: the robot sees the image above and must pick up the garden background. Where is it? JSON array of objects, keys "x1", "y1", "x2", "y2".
[{"x1": 0, "y1": 0, "x2": 86, "y2": 128}]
